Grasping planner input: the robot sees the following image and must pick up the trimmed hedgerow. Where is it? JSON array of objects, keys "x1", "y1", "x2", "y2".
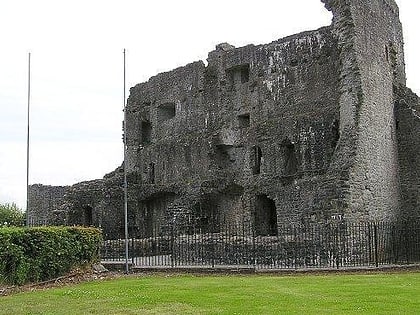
[{"x1": 0, "y1": 226, "x2": 102, "y2": 285}]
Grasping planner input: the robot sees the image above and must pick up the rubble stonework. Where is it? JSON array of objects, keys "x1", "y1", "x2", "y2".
[{"x1": 28, "y1": 0, "x2": 420, "y2": 238}]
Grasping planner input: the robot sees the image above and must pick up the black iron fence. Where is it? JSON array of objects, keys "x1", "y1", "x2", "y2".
[{"x1": 101, "y1": 220, "x2": 420, "y2": 270}]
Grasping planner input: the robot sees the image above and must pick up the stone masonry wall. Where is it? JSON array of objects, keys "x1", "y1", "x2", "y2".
[
  {"x1": 28, "y1": 184, "x2": 67, "y2": 225},
  {"x1": 395, "y1": 87, "x2": 420, "y2": 220},
  {"x1": 28, "y1": 0, "x2": 419, "y2": 238},
  {"x1": 125, "y1": 26, "x2": 343, "y2": 232},
  {"x1": 28, "y1": 170, "x2": 126, "y2": 239},
  {"x1": 323, "y1": 0, "x2": 405, "y2": 220}
]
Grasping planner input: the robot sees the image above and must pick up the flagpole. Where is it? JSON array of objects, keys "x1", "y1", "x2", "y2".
[
  {"x1": 26, "y1": 52, "x2": 31, "y2": 227},
  {"x1": 123, "y1": 48, "x2": 129, "y2": 274}
]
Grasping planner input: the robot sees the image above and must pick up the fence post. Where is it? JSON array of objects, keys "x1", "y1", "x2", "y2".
[
  {"x1": 252, "y1": 224, "x2": 256, "y2": 270},
  {"x1": 131, "y1": 238, "x2": 135, "y2": 266},
  {"x1": 405, "y1": 223, "x2": 410, "y2": 265},
  {"x1": 170, "y1": 224, "x2": 175, "y2": 268},
  {"x1": 374, "y1": 223, "x2": 379, "y2": 268},
  {"x1": 367, "y1": 222, "x2": 372, "y2": 266},
  {"x1": 392, "y1": 222, "x2": 399, "y2": 264},
  {"x1": 335, "y1": 224, "x2": 340, "y2": 270},
  {"x1": 211, "y1": 234, "x2": 215, "y2": 269}
]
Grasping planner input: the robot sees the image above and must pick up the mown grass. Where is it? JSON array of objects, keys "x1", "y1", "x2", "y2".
[{"x1": 1, "y1": 272, "x2": 419, "y2": 314}]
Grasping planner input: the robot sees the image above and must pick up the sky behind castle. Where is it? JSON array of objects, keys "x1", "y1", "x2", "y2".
[{"x1": 0, "y1": 0, "x2": 419, "y2": 208}]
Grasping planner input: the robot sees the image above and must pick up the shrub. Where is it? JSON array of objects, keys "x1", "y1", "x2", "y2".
[
  {"x1": 0, "y1": 203, "x2": 24, "y2": 227},
  {"x1": 0, "y1": 226, "x2": 102, "y2": 285}
]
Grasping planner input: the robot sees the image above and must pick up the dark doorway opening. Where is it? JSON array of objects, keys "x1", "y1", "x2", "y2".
[
  {"x1": 83, "y1": 206, "x2": 93, "y2": 226},
  {"x1": 141, "y1": 121, "x2": 152, "y2": 144},
  {"x1": 254, "y1": 195, "x2": 278, "y2": 236}
]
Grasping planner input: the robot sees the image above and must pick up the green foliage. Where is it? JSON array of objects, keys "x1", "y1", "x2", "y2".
[
  {"x1": 0, "y1": 203, "x2": 24, "y2": 227},
  {"x1": 0, "y1": 226, "x2": 102, "y2": 285}
]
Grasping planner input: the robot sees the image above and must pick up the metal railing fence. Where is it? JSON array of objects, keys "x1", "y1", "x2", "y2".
[{"x1": 101, "y1": 220, "x2": 420, "y2": 270}]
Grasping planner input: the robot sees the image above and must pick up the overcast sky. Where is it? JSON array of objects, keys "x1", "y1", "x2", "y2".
[{"x1": 0, "y1": 0, "x2": 418, "y2": 209}]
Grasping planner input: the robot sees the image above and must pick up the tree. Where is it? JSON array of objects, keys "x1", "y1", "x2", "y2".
[{"x1": 0, "y1": 203, "x2": 24, "y2": 227}]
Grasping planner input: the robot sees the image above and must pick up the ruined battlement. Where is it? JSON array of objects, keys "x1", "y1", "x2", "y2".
[
  {"x1": 28, "y1": 0, "x2": 419, "y2": 237},
  {"x1": 322, "y1": 0, "x2": 399, "y2": 15}
]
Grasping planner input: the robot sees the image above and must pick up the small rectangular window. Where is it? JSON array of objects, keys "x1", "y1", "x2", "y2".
[
  {"x1": 282, "y1": 139, "x2": 297, "y2": 175},
  {"x1": 240, "y1": 65, "x2": 250, "y2": 83},
  {"x1": 226, "y1": 64, "x2": 250, "y2": 86},
  {"x1": 238, "y1": 113, "x2": 250, "y2": 128},
  {"x1": 252, "y1": 146, "x2": 262, "y2": 175},
  {"x1": 149, "y1": 162, "x2": 155, "y2": 184},
  {"x1": 158, "y1": 102, "x2": 176, "y2": 121},
  {"x1": 141, "y1": 121, "x2": 152, "y2": 144}
]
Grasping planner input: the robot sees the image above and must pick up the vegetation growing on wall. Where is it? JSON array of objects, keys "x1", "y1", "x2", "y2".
[{"x1": 0, "y1": 226, "x2": 102, "y2": 285}]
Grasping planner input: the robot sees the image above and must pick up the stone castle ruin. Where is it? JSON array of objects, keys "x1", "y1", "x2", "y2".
[{"x1": 29, "y1": 0, "x2": 419, "y2": 239}]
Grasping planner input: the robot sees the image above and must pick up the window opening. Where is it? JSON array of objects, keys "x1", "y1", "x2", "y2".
[
  {"x1": 149, "y1": 162, "x2": 155, "y2": 184},
  {"x1": 144, "y1": 201, "x2": 153, "y2": 237},
  {"x1": 141, "y1": 120, "x2": 152, "y2": 144},
  {"x1": 331, "y1": 119, "x2": 340, "y2": 148},
  {"x1": 215, "y1": 144, "x2": 235, "y2": 168},
  {"x1": 252, "y1": 146, "x2": 262, "y2": 175},
  {"x1": 227, "y1": 64, "x2": 250, "y2": 87},
  {"x1": 158, "y1": 102, "x2": 176, "y2": 121},
  {"x1": 238, "y1": 113, "x2": 250, "y2": 128},
  {"x1": 282, "y1": 139, "x2": 297, "y2": 175},
  {"x1": 240, "y1": 65, "x2": 250, "y2": 83}
]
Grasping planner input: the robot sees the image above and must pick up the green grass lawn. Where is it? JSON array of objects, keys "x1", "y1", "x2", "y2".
[{"x1": 1, "y1": 272, "x2": 419, "y2": 314}]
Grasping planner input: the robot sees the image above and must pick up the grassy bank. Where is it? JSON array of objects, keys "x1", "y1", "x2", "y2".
[{"x1": 1, "y1": 272, "x2": 419, "y2": 314}]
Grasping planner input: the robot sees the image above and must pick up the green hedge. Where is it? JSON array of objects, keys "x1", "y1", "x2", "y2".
[{"x1": 0, "y1": 226, "x2": 102, "y2": 285}]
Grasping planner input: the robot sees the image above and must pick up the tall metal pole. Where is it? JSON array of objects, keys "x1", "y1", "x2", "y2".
[
  {"x1": 123, "y1": 49, "x2": 129, "y2": 274},
  {"x1": 26, "y1": 52, "x2": 31, "y2": 227}
]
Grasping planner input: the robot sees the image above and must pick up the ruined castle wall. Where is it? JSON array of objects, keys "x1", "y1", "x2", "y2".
[
  {"x1": 63, "y1": 176, "x2": 126, "y2": 239},
  {"x1": 217, "y1": 29, "x2": 342, "y2": 224},
  {"x1": 396, "y1": 88, "x2": 420, "y2": 220},
  {"x1": 324, "y1": 0, "x2": 405, "y2": 220},
  {"x1": 28, "y1": 184, "x2": 68, "y2": 225},
  {"x1": 126, "y1": 61, "x2": 206, "y2": 175},
  {"x1": 28, "y1": 0, "x2": 418, "y2": 237},
  {"x1": 126, "y1": 26, "x2": 343, "y2": 229},
  {"x1": 29, "y1": 175, "x2": 126, "y2": 239}
]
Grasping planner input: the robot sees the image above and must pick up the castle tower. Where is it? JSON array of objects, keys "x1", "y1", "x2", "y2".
[{"x1": 322, "y1": 0, "x2": 406, "y2": 220}]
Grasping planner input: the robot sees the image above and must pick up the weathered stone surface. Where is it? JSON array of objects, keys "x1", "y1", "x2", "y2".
[
  {"x1": 395, "y1": 86, "x2": 420, "y2": 220},
  {"x1": 28, "y1": 0, "x2": 419, "y2": 237},
  {"x1": 28, "y1": 184, "x2": 67, "y2": 225}
]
